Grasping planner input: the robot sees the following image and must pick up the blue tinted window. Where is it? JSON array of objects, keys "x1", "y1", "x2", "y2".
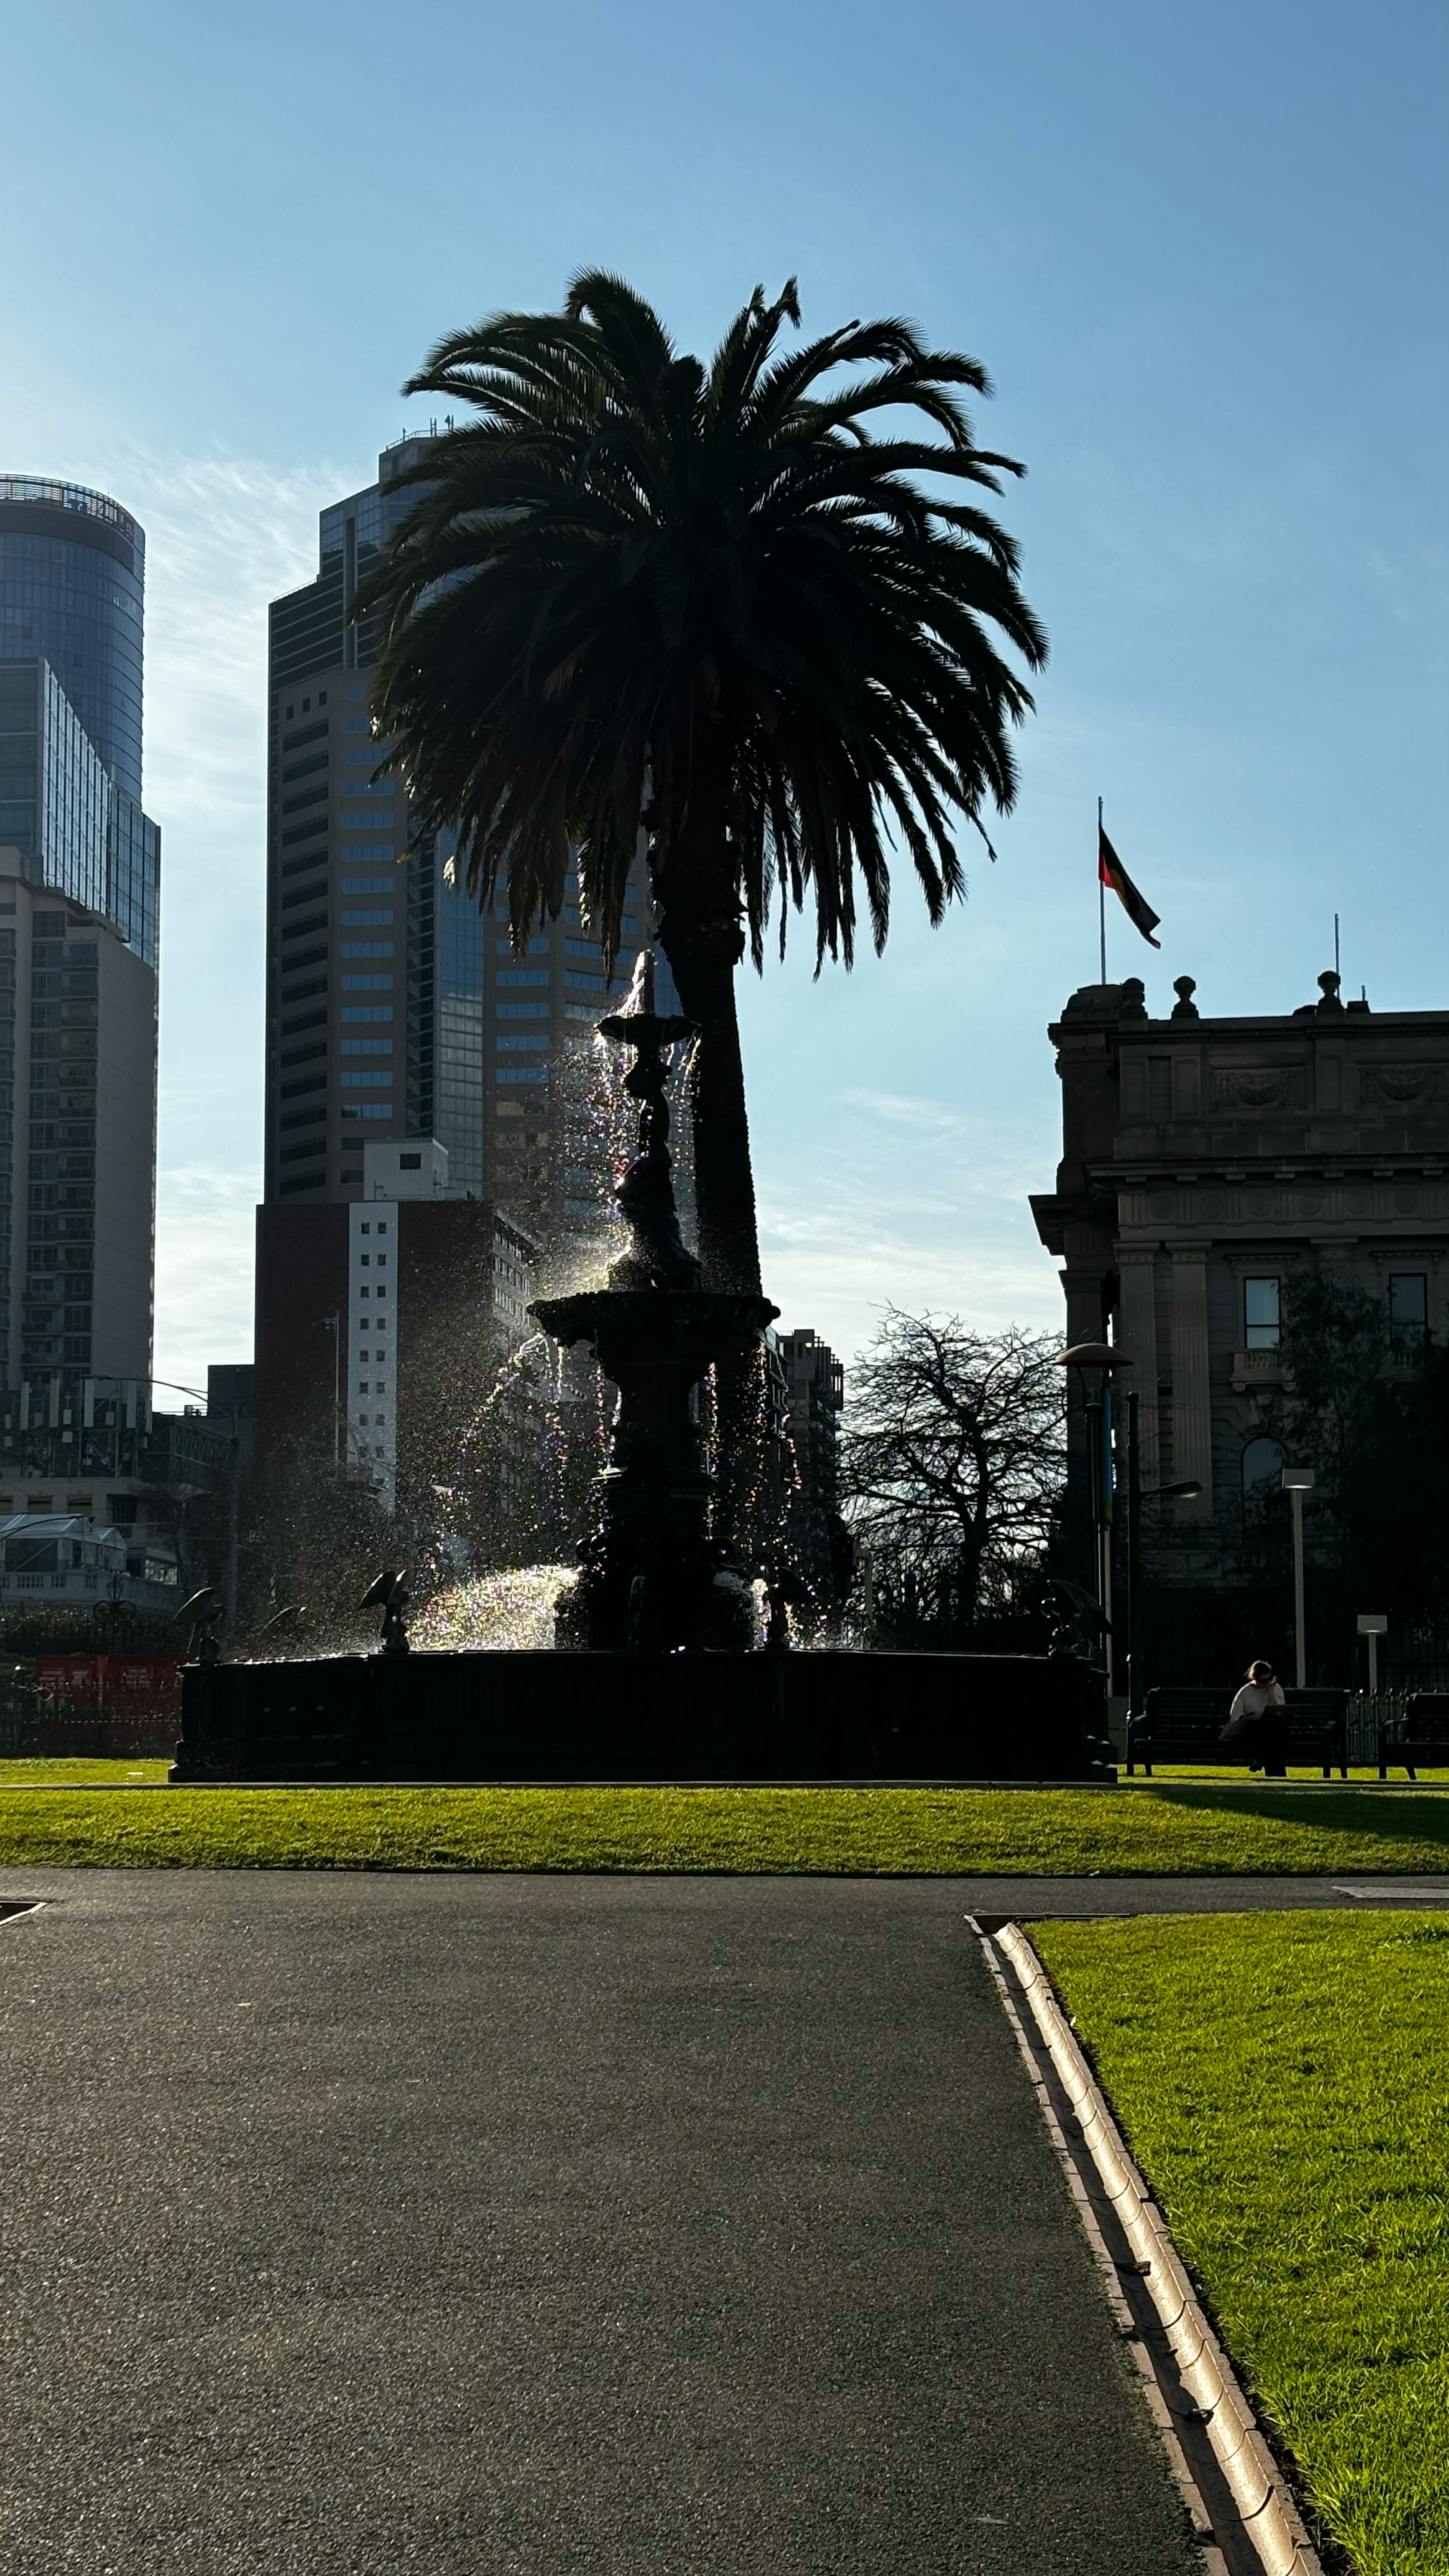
[
  {"x1": 1389, "y1": 1274, "x2": 1427, "y2": 1349},
  {"x1": 1244, "y1": 1278, "x2": 1280, "y2": 1349}
]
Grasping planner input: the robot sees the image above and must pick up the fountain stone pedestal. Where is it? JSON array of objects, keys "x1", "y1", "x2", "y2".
[
  {"x1": 531, "y1": 950, "x2": 777, "y2": 1653},
  {"x1": 532, "y1": 1287, "x2": 777, "y2": 1652},
  {"x1": 168, "y1": 945, "x2": 1115, "y2": 1783}
]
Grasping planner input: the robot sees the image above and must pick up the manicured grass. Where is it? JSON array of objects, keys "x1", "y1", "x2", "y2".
[
  {"x1": 0, "y1": 1779, "x2": 1447, "y2": 1873},
  {"x1": 1140, "y1": 1765, "x2": 1449, "y2": 1785},
  {"x1": 0, "y1": 1758, "x2": 169, "y2": 1786},
  {"x1": 1034, "y1": 1913, "x2": 1449, "y2": 2576},
  {"x1": 5, "y1": 1757, "x2": 1441, "y2": 1794}
]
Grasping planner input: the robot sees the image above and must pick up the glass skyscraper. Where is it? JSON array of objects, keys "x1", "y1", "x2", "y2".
[
  {"x1": 0, "y1": 658, "x2": 158, "y2": 970},
  {"x1": 0, "y1": 479, "x2": 161, "y2": 1400},
  {"x1": 0, "y1": 478, "x2": 146, "y2": 800},
  {"x1": 0, "y1": 475, "x2": 160, "y2": 972},
  {"x1": 264, "y1": 438, "x2": 646, "y2": 1210}
]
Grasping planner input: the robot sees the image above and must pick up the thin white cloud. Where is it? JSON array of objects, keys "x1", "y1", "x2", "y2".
[
  {"x1": 112, "y1": 448, "x2": 340, "y2": 1391},
  {"x1": 152, "y1": 1161, "x2": 258, "y2": 1398},
  {"x1": 132, "y1": 451, "x2": 340, "y2": 850},
  {"x1": 843, "y1": 1087, "x2": 968, "y2": 1132},
  {"x1": 758, "y1": 1187, "x2": 1064, "y2": 1370}
]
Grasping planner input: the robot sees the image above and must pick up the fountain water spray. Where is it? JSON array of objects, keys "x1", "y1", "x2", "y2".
[{"x1": 531, "y1": 953, "x2": 778, "y2": 1653}]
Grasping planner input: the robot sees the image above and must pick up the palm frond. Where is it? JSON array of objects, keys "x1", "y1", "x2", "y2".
[{"x1": 358, "y1": 272, "x2": 1044, "y2": 1010}]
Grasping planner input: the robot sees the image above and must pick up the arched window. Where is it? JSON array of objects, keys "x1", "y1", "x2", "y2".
[{"x1": 1241, "y1": 1436, "x2": 1285, "y2": 1496}]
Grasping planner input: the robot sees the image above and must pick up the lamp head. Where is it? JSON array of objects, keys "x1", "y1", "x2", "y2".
[
  {"x1": 1055, "y1": 1342, "x2": 1133, "y2": 1370},
  {"x1": 1280, "y1": 1467, "x2": 1315, "y2": 1492}
]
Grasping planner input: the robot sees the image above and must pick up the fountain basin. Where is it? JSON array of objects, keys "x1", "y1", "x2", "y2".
[
  {"x1": 531, "y1": 1288, "x2": 779, "y2": 1652},
  {"x1": 169, "y1": 1649, "x2": 1111, "y2": 1782}
]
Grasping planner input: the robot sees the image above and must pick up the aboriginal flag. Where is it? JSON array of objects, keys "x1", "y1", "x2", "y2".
[{"x1": 1098, "y1": 825, "x2": 1161, "y2": 949}]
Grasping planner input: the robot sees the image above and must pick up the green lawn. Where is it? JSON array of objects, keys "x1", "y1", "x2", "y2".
[
  {"x1": 0, "y1": 1758, "x2": 169, "y2": 1785},
  {"x1": 1034, "y1": 1913, "x2": 1449, "y2": 2576},
  {"x1": 3, "y1": 1758, "x2": 1440, "y2": 1792},
  {"x1": 0, "y1": 1776, "x2": 1447, "y2": 1873}
]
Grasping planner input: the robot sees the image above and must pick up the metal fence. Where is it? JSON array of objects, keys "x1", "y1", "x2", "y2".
[
  {"x1": 0, "y1": 1705, "x2": 177, "y2": 1757},
  {"x1": 1347, "y1": 1693, "x2": 1403, "y2": 1766}
]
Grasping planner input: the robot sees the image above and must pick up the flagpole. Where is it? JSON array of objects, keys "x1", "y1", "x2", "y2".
[{"x1": 1098, "y1": 797, "x2": 1106, "y2": 983}]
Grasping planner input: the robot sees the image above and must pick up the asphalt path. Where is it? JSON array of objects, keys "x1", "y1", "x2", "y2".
[
  {"x1": 954, "y1": 1871, "x2": 1449, "y2": 1915},
  {"x1": 0, "y1": 1872, "x2": 1216, "y2": 2576}
]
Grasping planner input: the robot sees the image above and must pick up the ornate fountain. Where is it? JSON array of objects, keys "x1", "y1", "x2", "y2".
[
  {"x1": 169, "y1": 952, "x2": 1112, "y2": 1782},
  {"x1": 531, "y1": 954, "x2": 778, "y2": 1653}
]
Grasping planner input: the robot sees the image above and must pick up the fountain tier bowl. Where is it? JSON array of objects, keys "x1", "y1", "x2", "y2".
[
  {"x1": 529, "y1": 1287, "x2": 781, "y2": 1656},
  {"x1": 170, "y1": 1649, "x2": 1111, "y2": 1782}
]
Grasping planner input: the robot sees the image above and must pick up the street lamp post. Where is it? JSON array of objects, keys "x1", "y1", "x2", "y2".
[
  {"x1": 1124, "y1": 1383, "x2": 1201, "y2": 1716},
  {"x1": 1357, "y1": 1612, "x2": 1387, "y2": 1697},
  {"x1": 1056, "y1": 1342, "x2": 1133, "y2": 1696},
  {"x1": 1125, "y1": 1390, "x2": 1141, "y2": 1711},
  {"x1": 1281, "y1": 1467, "x2": 1315, "y2": 1688}
]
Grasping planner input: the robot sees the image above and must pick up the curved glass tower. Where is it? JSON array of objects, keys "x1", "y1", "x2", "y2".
[
  {"x1": 0, "y1": 477, "x2": 145, "y2": 798},
  {"x1": 0, "y1": 477, "x2": 159, "y2": 1406}
]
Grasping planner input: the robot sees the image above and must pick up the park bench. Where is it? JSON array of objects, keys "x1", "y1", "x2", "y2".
[
  {"x1": 1127, "y1": 1686, "x2": 1349, "y2": 1778},
  {"x1": 1377, "y1": 1693, "x2": 1449, "y2": 1781}
]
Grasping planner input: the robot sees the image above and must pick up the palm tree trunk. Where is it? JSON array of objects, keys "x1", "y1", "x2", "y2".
[
  {"x1": 654, "y1": 917, "x2": 761, "y2": 1299},
  {"x1": 651, "y1": 726, "x2": 768, "y2": 1566},
  {"x1": 651, "y1": 701, "x2": 762, "y2": 1299},
  {"x1": 656, "y1": 917, "x2": 766, "y2": 1564}
]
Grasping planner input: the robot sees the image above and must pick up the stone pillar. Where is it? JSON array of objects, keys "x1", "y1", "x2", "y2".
[
  {"x1": 1115, "y1": 1249, "x2": 1160, "y2": 1491},
  {"x1": 1060, "y1": 1264, "x2": 1108, "y2": 1351},
  {"x1": 1060, "y1": 1262, "x2": 1110, "y2": 1576},
  {"x1": 1169, "y1": 1246, "x2": 1213, "y2": 1512}
]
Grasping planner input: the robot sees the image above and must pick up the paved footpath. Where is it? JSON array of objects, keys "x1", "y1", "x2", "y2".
[
  {"x1": 3, "y1": 1874, "x2": 1441, "y2": 2574},
  {"x1": 0, "y1": 1872, "x2": 1228, "y2": 2576}
]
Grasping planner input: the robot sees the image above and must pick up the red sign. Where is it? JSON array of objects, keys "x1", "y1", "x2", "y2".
[
  {"x1": 34, "y1": 1654, "x2": 104, "y2": 1707},
  {"x1": 35, "y1": 1653, "x2": 182, "y2": 1716}
]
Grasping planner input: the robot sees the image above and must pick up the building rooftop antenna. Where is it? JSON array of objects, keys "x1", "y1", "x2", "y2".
[{"x1": 1334, "y1": 911, "x2": 1340, "y2": 978}]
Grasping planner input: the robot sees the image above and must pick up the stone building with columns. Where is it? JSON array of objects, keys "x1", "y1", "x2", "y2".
[{"x1": 1030, "y1": 966, "x2": 1449, "y2": 1675}]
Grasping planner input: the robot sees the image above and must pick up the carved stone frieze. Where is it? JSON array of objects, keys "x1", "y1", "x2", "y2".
[
  {"x1": 1113, "y1": 1176, "x2": 1446, "y2": 1235},
  {"x1": 1358, "y1": 1063, "x2": 1444, "y2": 1108},
  {"x1": 1213, "y1": 1067, "x2": 1297, "y2": 1110}
]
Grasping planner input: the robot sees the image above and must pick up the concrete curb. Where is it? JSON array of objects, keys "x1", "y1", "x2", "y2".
[
  {"x1": 974, "y1": 1925, "x2": 1231, "y2": 2574},
  {"x1": 989, "y1": 1921, "x2": 1325, "y2": 2576}
]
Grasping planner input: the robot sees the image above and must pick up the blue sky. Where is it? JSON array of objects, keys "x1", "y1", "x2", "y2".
[{"x1": 6, "y1": 0, "x2": 1446, "y2": 1393}]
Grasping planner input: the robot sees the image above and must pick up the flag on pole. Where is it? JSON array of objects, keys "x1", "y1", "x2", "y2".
[{"x1": 1098, "y1": 824, "x2": 1161, "y2": 949}]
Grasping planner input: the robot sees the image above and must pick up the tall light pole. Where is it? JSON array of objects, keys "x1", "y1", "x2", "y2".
[
  {"x1": 1056, "y1": 1342, "x2": 1133, "y2": 1695},
  {"x1": 1357, "y1": 1611, "x2": 1386, "y2": 1698},
  {"x1": 1124, "y1": 1380, "x2": 1201, "y2": 1716},
  {"x1": 1281, "y1": 1466, "x2": 1315, "y2": 1688}
]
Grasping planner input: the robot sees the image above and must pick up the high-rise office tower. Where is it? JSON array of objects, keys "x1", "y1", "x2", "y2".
[
  {"x1": 264, "y1": 437, "x2": 653, "y2": 1212},
  {"x1": 0, "y1": 476, "x2": 145, "y2": 798},
  {"x1": 260, "y1": 439, "x2": 666, "y2": 1492},
  {"x1": 774, "y1": 1327, "x2": 850, "y2": 1607},
  {"x1": 0, "y1": 479, "x2": 161, "y2": 1422}
]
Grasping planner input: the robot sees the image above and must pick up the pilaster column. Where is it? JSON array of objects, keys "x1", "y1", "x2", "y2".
[
  {"x1": 1169, "y1": 1245, "x2": 1213, "y2": 1512},
  {"x1": 1115, "y1": 1249, "x2": 1160, "y2": 1490},
  {"x1": 1059, "y1": 1264, "x2": 1108, "y2": 1350},
  {"x1": 1060, "y1": 1263, "x2": 1110, "y2": 1556}
]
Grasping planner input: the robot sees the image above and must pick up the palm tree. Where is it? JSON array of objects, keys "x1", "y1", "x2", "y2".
[{"x1": 358, "y1": 272, "x2": 1046, "y2": 1295}]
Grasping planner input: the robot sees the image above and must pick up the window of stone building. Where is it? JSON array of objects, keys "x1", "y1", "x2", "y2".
[
  {"x1": 1389, "y1": 1274, "x2": 1428, "y2": 1352},
  {"x1": 1241, "y1": 1436, "x2": 1286, "y2": 1498},
  {"x1": 1244, "y1": 1278, "x2": 1281, "y2": 1349}
]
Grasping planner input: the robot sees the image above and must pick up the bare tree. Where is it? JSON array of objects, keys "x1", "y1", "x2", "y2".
[{"x1": 840, "y1": 1313, "x2": 1065, "y2": 1642}]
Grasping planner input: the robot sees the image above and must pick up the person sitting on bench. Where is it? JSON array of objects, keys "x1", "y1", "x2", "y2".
[{"x1": 1224, "y1": 1660, "x2": 1289, "y2": 1778}]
